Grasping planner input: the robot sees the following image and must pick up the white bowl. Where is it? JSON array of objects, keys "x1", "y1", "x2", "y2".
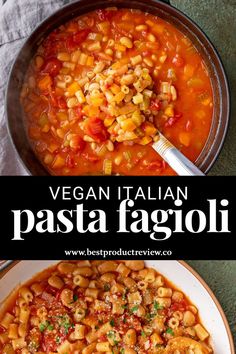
[{"x1": 0, "y1": 261, "x2": 234, "y2": 354}]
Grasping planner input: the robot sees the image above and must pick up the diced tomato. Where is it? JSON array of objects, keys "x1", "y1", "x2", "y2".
[
  {"x1": 42, "y1": 332, "x2": 58, "y2": 352},
  {"x1": 49, "y1": 92, "x2": 67, "y2": 109},
  {"x1": 99, "y1": 335, "x2": 107, "y2": 342},
  {"x1": 84, "y1": 117, "x2": 108, "y2": 143},
  {"x1": 55, "y1": 288, "x2": 65, "y2": 301},
  {"x1": 142, "y1": 50, "x2": 151, "y2": 57},
  {"x1": 185, "y1": 119, "x2": 193, "y2": 132},
  {"x1": 165, "y1": 113, "x2": 182, "y2": 128},
  {"x1": 45, "y1": 284, "x2": 58, "y2": 296},
  {"x1": 0, "y1": 325, "x2": 6, "y2": 334},
  {"x1": 65, "y1": 36, "x2": 77, "y2": 52},
  {"x1": 150, "y1": 99, "x2": 161, "y2": 111},
  {"x1": 42, "y1": 58, "x2": 62, "y2": 76},
  {"x1": 147, "y1": 160, "x2": 163, "y2": 170},
  {"x1": 76, "y1": 106, "x2": 83, "y2": 120},
  {"x1": 96, "y1": 9, "x2": 113, "y2": 21},
  {"x1": 66, "y1": 155, "x2": 75, "y2": 168},
  {"x1": 73, "y1": 29, "x2": 90, "y2": 44},
  {"x1": 170, "y1": 299, "x2": 187, "y2": 312},
  {"x1": 57, "y1": 97, "x2": 67, "y2": 109},
  {"x1": 66, "y1": 29, "x2": 90, "y2": 51},
  {"x1": 82, "y1": 153, "x2": 100, "y2": 163},
  {"x1": 172, "y1": 54, "x2": 185, "y2": 68}
]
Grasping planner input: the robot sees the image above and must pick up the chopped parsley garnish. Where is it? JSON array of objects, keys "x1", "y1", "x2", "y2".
[
  {"x1": 141, "y1": 331, "x2": 146, "y2": 337},
  {"x1": 122, "y1": 294, "x2": 126, "y2": 301},
  {"x1": 63, "y1": 321, "x2": 74, "y2": 334},
  {"x1": 154, "y1": 300, "x2": 163, "y2": 311},
  {"x1": 146, "y1": 312, "x2": 156, "y2": 320},
  {"x1": 39, "y1": 323, "x2": 46, "y2": 332},
  {"x1": 56, "y1": 336, "x2": 61, "y2": 344},
  {"x1": 130, "y1": 305, "x2": 139, "y2": 313},
  {"x1": 56, "y1": 314, "x2": 74, "y2": 334},
  {"x1": 120, "y1": 349, "x2": 125, "y2": 354},
  {"x1": 107, "y1": 330, "x2": 115, "y2": 338},
  {"x1": 47, "y1": 324, "x2": 54, "y2": 331},
  {"x1": 166, "y1": 328, "x2": 174, "y2": 335},
  {"x1": 95, "y1": 325, "x2": 99, "y2": 330},
  {"x1": 73, "y1": 294, "x2": 78, "y2": 302},
  {"x1": 110, "y1": 319, "x2": 115, "y2": 327},
  {"x1": 39, "y1": 320, "x2": 51, "y2": 332},
  {"x1": 121, "y1": 305, "x2": 127, "y2": 309}
]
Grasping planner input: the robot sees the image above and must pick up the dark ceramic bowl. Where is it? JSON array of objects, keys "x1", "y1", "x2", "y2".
[{"x1": 6, "y1": 0, "x2": 230, "y2": 175}]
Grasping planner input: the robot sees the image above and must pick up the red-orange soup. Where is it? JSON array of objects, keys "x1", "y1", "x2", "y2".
[{"x1": 20, "y1": 8, "x2": 213, "y2": 175}]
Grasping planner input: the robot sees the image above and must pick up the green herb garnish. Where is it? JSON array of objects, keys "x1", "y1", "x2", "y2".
[
  {"x1": 130, "y1": 305, "x2": 139, "y2": 313},
  {"x1": 154, "y1": 300, "x2": 163, "y2": 311},
  {"x1": 73, "y1": 294, "x2": 78, "y2": 302},
  {"x1": 39, "y1": 320, "x2": 51, "y2": 332},
  {"x1": 107, "y1": 331, "x2": 115, "y2": 338},
  {"x1": 110, "y1": 319, "x2": 115, "y2": 327},
  {"x1": 166, "y1": 328, "x2": 174, "y2": 335}
]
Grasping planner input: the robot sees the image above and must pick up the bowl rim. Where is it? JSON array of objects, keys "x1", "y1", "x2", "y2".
[
  {"x1": 5, "y1": 0, "x2": 231, "y2": 175},
  {"x1": 0, "y1": 260, "x2": 235, "y2": 353}
]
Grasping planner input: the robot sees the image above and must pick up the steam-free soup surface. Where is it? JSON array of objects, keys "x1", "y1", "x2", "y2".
[
  {"x1": 21, "y1": 8, "x2": 213, "y2": 175},
  {"x1": 0, "y1": 261, "x2": 213, "y2": 353}
]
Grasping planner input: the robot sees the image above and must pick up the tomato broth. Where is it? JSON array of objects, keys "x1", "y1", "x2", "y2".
[{"x1": 21, "y1": 8, "x2": 213, "y2": 175}]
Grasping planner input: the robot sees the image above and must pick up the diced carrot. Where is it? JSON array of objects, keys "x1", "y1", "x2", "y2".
[
  {"x1": 142, "y1": 122, "x2": 157, "y2": 136},
  {"x1": 83, "y1": 105, "x2": 100, "y2": 117},
  {"x1": 114, "y1": 91, "x2": 125, "y2": 104},
  {"x1": 55, "y1": 87, "x2": 65, "y2": 96},
  {"x1": 41, "y1": 124, "x2": 50, "y2": 133},
  {"x1": 52, "y1": 155, "x2": 65, "y2": 169},
  {"x1": 187, "y1": 78, "x2": 204, "y2": 89},
  {"x1": 37, "y1": 75, "x2": 52, "y2": 91},
  {"x1": 28, "y1": 126, "x2": 41, "y2": 139},
  {"x1": 48, "y1": 143, "x2": 59, "y2": 153},
  {"x1": 138, "y1": 136, "x2": 153, "y2": 145},
  {"x1": 164, "y1": 106, "x2": 174, "y2": 117},
  {"x1": 86, "y1": 56, "x2": 94, "y2": 66},
  {"x1": 184, "y1": 64, "x2": 195, "y2": 79},
  {"x1": 67, "y1": 82, "x2": 81, "y2": 96},
  {"x1": 104, "y1": 117, "x2": 116, "y2": 127},
  {"x1": 179, "y1": 132, "x2": 191, "y2": 147},
  {"x1": 152, "y1": 24, "x2": 164, "y2": 34}
]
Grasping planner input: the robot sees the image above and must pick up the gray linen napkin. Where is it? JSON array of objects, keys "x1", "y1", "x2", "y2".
[{"x1": 0, "y1": 0, "x2": 72, "y2": 175}]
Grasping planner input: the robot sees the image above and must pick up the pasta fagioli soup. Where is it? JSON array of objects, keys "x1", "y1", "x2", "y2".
[
  {"x1": 20, "y1": 8, "x2": 213, "y2": 175},
  {"x1": 0, "y1": 261, "x2": 213, "y2": 354}
]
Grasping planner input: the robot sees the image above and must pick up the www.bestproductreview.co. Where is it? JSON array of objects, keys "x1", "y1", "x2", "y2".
[{"x1": 64, "y1": 248, "x2": 172, "y2": 257}]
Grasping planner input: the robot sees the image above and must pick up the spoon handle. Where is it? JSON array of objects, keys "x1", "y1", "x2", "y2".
[{"x1": 152, "y1": 133, "x2": 205, "y2": 176}]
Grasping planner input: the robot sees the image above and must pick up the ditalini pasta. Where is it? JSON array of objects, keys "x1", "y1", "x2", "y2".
[
  {"x1": 20, "y1": 8, "x2": 213, "y2": 176},
  {"x1": 0, "y1": 261, "x2": 213, "y2": 353}
]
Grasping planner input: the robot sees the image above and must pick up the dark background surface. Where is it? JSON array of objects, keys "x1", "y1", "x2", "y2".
[
  {"x1": 187, "y1": 260, "x2": 236, "y2": 348},
  {"x1": 172, "y1": 1, "x2": 236, "y2": 341}
]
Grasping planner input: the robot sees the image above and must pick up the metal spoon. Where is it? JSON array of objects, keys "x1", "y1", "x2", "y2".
[{"x1": 152, "y1": 132, "x2": 205, "y2": 176}]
